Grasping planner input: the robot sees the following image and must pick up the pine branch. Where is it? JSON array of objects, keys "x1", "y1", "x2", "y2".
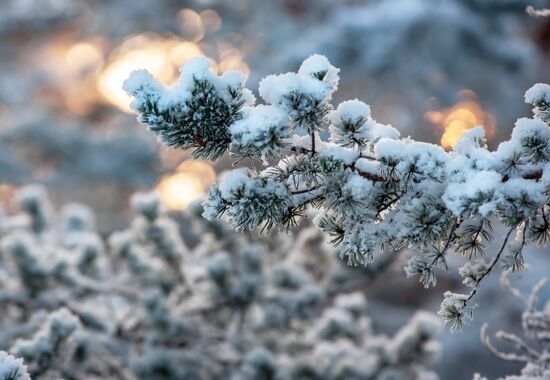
[
  {"x1": 125, "y1": 56, "x2": 550, "y2": 331},
  {"x1": 467, "y1": 227, "x2": 515, "y2": 302}
]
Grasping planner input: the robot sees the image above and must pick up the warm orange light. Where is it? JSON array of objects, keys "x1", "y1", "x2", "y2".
[
  {"x1": 64, "y1": 42, "x2": 104, "y2": 115},
  {"x1": 96, "y1": 29, "x2": 250, "y2": 113},
  {"x1": 65, "y1": 42, "x2": 104, "y2": 72},
  {"x1": 35, "y1": 32, "x2": 249, "y2": 117},
  {"x1": 169, "y1": 41, "x2": 203, "y2": 66},
  {"x1": 97, "y1": 34, "x2": 204, "y2": 113},
  {"x1": 156, "y1": 160, "x2": 216, "y2": 210},
  {"x1": 217, "y1": 43, "x2": 249, "y2": 78},
  {"x1": 31, "y1": 37, "x2": 107, "y2": 115},
  {"x1": 175, "y1": 160, "x2": 217, "y2": 187},
  {"x1": 425, "y1": 91, "x2": 495, "y2": 149},
  {"x1": 0, "y1": 185, "x2": 15, "y2": 206}
]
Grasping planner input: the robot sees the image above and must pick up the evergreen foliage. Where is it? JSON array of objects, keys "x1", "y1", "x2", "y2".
[{"x1": 126, "y1": 56, "x2": 550, "y2": 331}]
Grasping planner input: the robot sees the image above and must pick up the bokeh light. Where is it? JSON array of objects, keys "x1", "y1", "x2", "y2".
[
  {"x1": 65, "y1": 42, "x2": 104, "y2": 73},
  {"x1": 178, "y1": 8, "x2": 205, "y2": 42},
  {"x1": 156, "y1": 160, "x2": 216, "y2": 210},
  {"x1": 425, "y1": 90, "x2": 495, "y2": 149},
  {"x1": 97, "y1": 34, "x2": 204, "y2": 113}
]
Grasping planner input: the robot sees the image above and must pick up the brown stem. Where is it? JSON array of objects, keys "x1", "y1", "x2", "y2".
[
  {"x1": 291, "y1": 187, "x2": 319, "y2": 195},
  {"x1": 467, "y1": 226, "x2": 516, "y2": 301},
  {"x1": 374, "y1": 194, "x2": 402, "y2": 219},
  {"x1": 431, "y1": 220, "x2": 460, "y2": 267},
  {"x1": 542, "y1": 206, "x2": 548, "y2": 227}
]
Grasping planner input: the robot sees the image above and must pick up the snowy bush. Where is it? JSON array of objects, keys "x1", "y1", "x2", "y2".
[
  {"x1": 125, "y1": 55, "x2": 550, "y2": 331},
  {"x1": 0, "y1": 185, "x2": 442, "y2": 379},
  {"x1": 474, "y1": 272, "x2": 550, "y2": 379},
  {"x1": 10, "y1": 308, "x2": 80, "y2": 378},
  {"x1": 0, "y1": 118, "x2": 159, "y2": 187},
  {"x1": 0, "y1": 351, "x2": 30, "y2": 380}
]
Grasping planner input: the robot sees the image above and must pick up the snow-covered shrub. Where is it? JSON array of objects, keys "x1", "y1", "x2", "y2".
[
  {"x1": 527, "y1": 5, "x2": 550, "y2": 18},
  {"x1": 0, "y1": 351, "x2": 30, "y2": 380},
  {"x1": 10, "y1": 308, "x2": 80, "y2": 378},
  {"x1": 474, "y1": 273, "x2": 550, "y2": 379},
  {"x1": 125, "y1": 55, "x2": 550, "y2": 331},
  {"x1": 525, "y1": 83, "x2": 550, "y2": 124},
  {"x1": 0, "y1": 0, "x2": 76, "y2": 36},
  {"x1": 0, "y1": 186, "x2": 442, "y2": 379},
  {"x1": 0, "y1": 118, "x2": 159, "y2": 187}
]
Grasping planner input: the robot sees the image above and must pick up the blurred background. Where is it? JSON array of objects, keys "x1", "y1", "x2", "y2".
[{"x1": 0, "y1": 0, "x2": 548, "y2": 378}]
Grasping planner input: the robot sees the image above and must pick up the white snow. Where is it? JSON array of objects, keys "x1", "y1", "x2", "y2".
[
  {"x1": 229, "y1": 105, "x2": 289, "y2": 148},
  {"x1": 368, "y1": 121, "x2": 400, "y2": 141},
  {"x1": 298, "y1": 54, "x2": 340, "y2": 90},
  {"x1": 329, "y1": 99, "x2": 371, "y2": 124},
  {"x1": 443, "y1": 170, "x2": 502, "y2": 216},
  {"x1": 344, "y1": 174, "x2": 373, "y2": 200},
  {"x1": 218, "y1": 168, "x2": 255, "y2": 200},
  {"x1": 524, "y1": 82, "x2": 550, "y2": 104},
  {"x1": 258, "y1": 72, "x2": 300, "y2": 106},
  {"x1": 452, "y1": 125, "x2": 486, "y2": 154},
  {"x1": 0, "y1": 351, "x2": 30, "y2": 380},
  {"x1": 318, "y1": 144, "x2": 360, "y2": 164},
  {"x1": 259, "y1": 54, "x2": 339, "y2": 106},
  {"x1": 122, "y1": 69, "x2": 161, "y2": 95},
  {"x1": 510, "y1": 117, "x2": 550, "y2": 142}
]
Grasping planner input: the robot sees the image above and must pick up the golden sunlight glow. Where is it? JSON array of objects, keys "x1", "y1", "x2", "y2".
[
  {"x1": 58, "y1": 41, "x2": 105, "y2": 115},
  {"x1": 425, "y1": 90, "x2": 495, "y2": 149},
  {"x1": 217, "y1": 42, "x2": 249, "y2": 78},
  {"x1": 35, "y1": 37, "x2": 105, "y2": 115},
  {"x1": 65, "y1": 42, "x2": 104, "y2": 72},
  {"x1": 0, "y1": 185, "x2": 16, "y2": 211},
  {"x1": 92, "y1": 13, "x2": 248, "y2": 114},
  {"x1": 34, "y1": 8, "x2": 251, "y2": 117},
  {"x1": 97, "y1": 34, "x2": 204, "y2": 113},
  {"x1": 169, "y1": 41, "x2": 203, "y2": 65},
  {"x1": 156, "y1": 160, "x2": 216, "y2": 211}
]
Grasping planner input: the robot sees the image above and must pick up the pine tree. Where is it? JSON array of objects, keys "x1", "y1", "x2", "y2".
[{"x1": 125, "y1": 56, "x2": 550, "y2": 331}]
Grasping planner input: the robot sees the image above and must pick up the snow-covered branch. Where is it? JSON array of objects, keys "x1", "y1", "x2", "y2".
[{"x1": 125, "y1": 56, "x2": 550, "y2": 331}]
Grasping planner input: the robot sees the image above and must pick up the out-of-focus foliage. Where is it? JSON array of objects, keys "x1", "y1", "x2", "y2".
[
  {"x1": 0, "y1": 116, "x2": 158, "y2": 186},
  {"x1": 474, "y1": 273, "x2": 550, "y2": 379},
  {"x1": 0, "y1": 185, "x2": 442, "y2": 379}
]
